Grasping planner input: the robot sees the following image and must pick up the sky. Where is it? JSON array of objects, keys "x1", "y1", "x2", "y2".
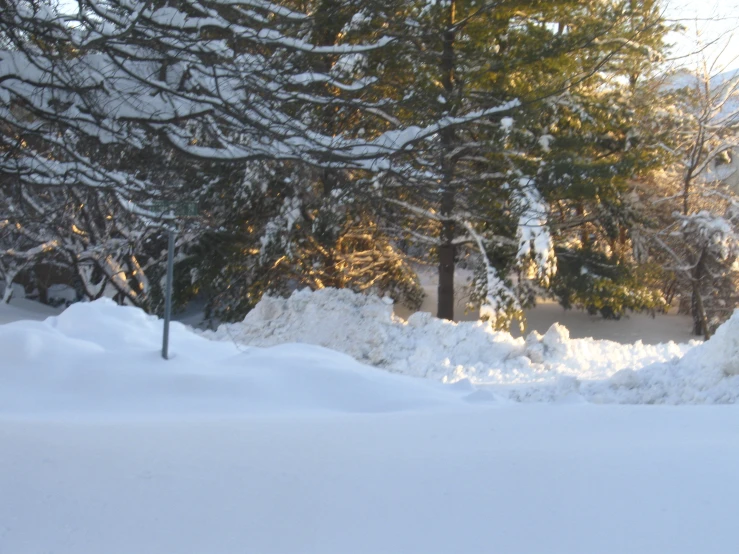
[{"x1": 663, "y1": 0, "x2": 739, "y2": 72}]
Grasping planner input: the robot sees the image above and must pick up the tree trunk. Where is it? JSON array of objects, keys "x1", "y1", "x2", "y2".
[
  {"x1": 438, "y1": 184, "x2": 455, "y2": 320},
  {"x1": 311, "y1": 1, "x2": 349, "y2": 291},
  {"x1": 690, "y1": 283, "x2": 708, "y2": 338},
  {"x1": 320, "y1": 169, "x2": 342, "y2": 289},
  {"x1": 437, "y1": 0, "x2": 456, "y2": 321},
  {"x1": 682, "y1": 173, "x2": 691, "y2": 216},
  {"x1": 690, "y1": 249, "x2": 709, "y2": 338}
]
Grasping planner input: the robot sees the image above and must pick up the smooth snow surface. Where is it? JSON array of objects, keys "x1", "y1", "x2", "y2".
[
  {"x1": 2, "y1": 407, "x2": 739, "y2": 554},
  {"x1": 511, "y1": 300, "x2": 696, "y2": 344},
  {"x1": 0, "y1": 296, "x2": 62, "y2": 325}
]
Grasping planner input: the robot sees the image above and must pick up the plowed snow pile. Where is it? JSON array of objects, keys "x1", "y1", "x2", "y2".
[
  {"x1": 206, "y1": 288, "x2": 739, "y2": 403},
  {"x1": 582, "y1": 312, "x2": 739, "y2": 404},
  {"x1": 206, "y1": 288, "x2": 689, "y2": 382}
]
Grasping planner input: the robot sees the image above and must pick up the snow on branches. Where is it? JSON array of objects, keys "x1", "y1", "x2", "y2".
[{"x1": 514, "y1": 179, "x2": 557, "y2": 286}]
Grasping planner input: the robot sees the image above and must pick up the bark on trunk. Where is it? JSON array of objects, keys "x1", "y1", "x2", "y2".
[
  {"x1": 437, "y1": 185, "x2": 455, "y2": 320},
  {"x1": 691, "y1": 283, "x2": 708, "y2": 338},
  {"x1": 437, "y1": 0, "x2": 456, "y2": 321},
  {"x1": 690, "y1": 249, "x2": 709, "y2": 339}
]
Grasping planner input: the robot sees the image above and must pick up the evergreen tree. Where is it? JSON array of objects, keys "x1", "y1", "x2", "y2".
[{"x1": 379, "y1": 0, "x2": 671, "y2": 327}]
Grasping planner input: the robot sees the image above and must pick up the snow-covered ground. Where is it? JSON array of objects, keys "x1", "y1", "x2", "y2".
[
  {"x1": 0, "y1": 300, "x2": 459, "y2": 416},
  {"x1": 206, "y1": 289, "x2": 714, "y2": 402},
  {"x1": 510, "y1": 300, "x2": 696, "y2": 344},
  {"x1": 0, "y1": 296, "x2": 62, "y2": 325},
  {"x1": 3, "y1": 295, "x2": 739, "y2": 552},
  {"x1": 394, "y1": 267, "x2": 696, "y2": 344},
  {"x1": 4, "y1": 407, "x2": 739, "y2": 554}
]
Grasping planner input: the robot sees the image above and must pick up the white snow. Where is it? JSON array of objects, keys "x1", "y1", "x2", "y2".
[
  {"x1": 512, "y1": 300, "x2": 696, "y2": 344},
  {"x1": 3, "y1": 292, "x2": 723, "y2": 407},
  {"x1": 3, "y1": 407, "x2": 739, "y2": 554},
  {"x1": 389, "y1": 268, "x2": 695, "y2": 343},
  {"x1": 538, "y1": 133, "x2": 554, "y2": 151},
  {"x1": 0, "y1": 299, "x2": 458, "y2": 416},
  {"x1": 0, "y1": 296, "x2": 62, "y2": 325},
  {"x1": 583, "y1": 310, "x2": 739, "y2": 404},
  {"x1": 205, "y1": 288, "x2": 715, "y2": 403},
  {"x1": 3, "y1": 296, "x2": 739, "y2": 552},
  {"x1": 514, "y1": 179, "x2": 556, "y2": 284}
]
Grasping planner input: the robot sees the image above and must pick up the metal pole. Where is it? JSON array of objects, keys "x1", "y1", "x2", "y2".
[{"x1": 162, "y1": 228, "x2": 176, "y2": 360}]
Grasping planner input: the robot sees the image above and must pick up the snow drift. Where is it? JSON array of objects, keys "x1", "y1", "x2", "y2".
[
  {"x1": 3, "y1": 292, "x2": 739, "y2": 406},
  {"x1": 587, "y1": 311, "x2": 739, "y2": 404},
  {"x1": 0, "y1": 299, "x2": 461, "y2": 415}
]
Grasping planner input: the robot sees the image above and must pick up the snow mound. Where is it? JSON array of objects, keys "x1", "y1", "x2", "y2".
[
  {"x1": 0, "y1": 299, "x2": 462, "y2": 416},
  {"x1": 207, "y1": 288, "x2": 691, "y2": 388},
  {"x1": 6, "y1": 293, "x2": 737, "y2": 407},
  {"x1": 583, "y1": 309, "x2": 739, "y2": 404}
]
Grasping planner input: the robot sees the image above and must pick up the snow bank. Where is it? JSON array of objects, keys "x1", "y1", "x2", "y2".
[
  {"x1": 0, "y1": 299, "x2": 461, "y2": 415},
  {"x1": 584, "y1": 310, "x2": 739, "y2": 404},
  {"x1": 206, "y1": 288, "x2": 691, "y2": 386},
  {"x1": 206, "y1": 288, "x2": 739, "y2": 404},
  {"x1": 4, "y1": 292, "x2": 738, "y2": 406}
]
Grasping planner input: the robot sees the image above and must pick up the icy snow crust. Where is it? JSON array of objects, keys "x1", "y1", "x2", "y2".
[{"x1": 207, "y1": 288, "x2": 739, "y2": 404}]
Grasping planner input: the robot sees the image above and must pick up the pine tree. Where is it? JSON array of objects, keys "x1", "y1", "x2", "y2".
[{"x1": 379, "y1": 0, "x2": 671, "y2": 327}]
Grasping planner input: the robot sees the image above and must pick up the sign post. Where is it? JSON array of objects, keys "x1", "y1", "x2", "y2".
[
  {"x1": 152, "y1": 201, "x2": 198, "y2": 360},
  {"x1": 162, "y1": 228, "x2": 176, "y2": 360}
]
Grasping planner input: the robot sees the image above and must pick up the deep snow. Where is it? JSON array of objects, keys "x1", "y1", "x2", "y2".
[
  {"x1": 4, "y1": 292, "x2": 739, "y2": 404},
  {"x1": 4, "y1": 407, "x2": 739, "y2": 554},
  {"x1": 3, "y1": 297, "x2": 739, "y2": 553},
  {"x1": 0, "y1": 299, "x2": 460, "y2": 416},
  {"x1": 0, "y1": 295, "x2": 61, "y2": 325},
  {"x1": 206, "y1": 289, "x2": 720, "y2": 403}
]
